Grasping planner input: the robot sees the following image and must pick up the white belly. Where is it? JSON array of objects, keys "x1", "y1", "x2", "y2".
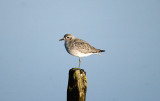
[{"x1": 69, "y1": 50, "x2": 92, "y2": 57}]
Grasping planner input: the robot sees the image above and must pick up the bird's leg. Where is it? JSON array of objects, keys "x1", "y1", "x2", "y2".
[{"x1": 79, "y1": 57, "x2": 81, "y2": 68}]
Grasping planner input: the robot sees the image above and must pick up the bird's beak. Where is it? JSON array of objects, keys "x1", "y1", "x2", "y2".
[{"x1": 59, "y1": 38, "x2": 64, "y2": 41}]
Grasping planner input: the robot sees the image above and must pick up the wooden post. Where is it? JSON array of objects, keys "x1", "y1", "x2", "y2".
[{"x1": 67, "y1": 68, "x2": 87, "y2": 101}]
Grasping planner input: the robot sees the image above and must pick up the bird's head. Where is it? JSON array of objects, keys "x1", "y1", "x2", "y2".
[{"x1": 59, "y1": 34, "x2": 75, "y2": 41}]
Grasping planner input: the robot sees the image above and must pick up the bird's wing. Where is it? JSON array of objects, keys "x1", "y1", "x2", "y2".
[{"x1": 72, "y1": 39, "x2": 98, "y2": 53}]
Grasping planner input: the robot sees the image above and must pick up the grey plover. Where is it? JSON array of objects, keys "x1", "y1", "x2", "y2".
[{"x1": 59, "y1": 34, "x2": 105, "y2": 68}]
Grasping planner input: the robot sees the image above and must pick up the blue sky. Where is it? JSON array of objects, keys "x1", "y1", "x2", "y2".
[{"x1": 0, "y1": 0, "x2": 160, "y2": 101}]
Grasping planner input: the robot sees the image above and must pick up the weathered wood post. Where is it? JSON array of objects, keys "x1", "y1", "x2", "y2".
[{"x1": 67, "y1": 68, "x2": 87, "y2": 101}]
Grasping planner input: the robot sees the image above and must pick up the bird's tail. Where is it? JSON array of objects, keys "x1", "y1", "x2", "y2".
[
  {"x1": 95, "y1": 49, "x2": 105, "y2": 56},
  {"x1": 99, "y1": 49, "x2": 105, "y2": 52}
]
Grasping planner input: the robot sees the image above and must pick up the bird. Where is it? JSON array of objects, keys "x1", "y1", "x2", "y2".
[{"x1": 59, "y1": 34, "x2": 105, "y2": 68}]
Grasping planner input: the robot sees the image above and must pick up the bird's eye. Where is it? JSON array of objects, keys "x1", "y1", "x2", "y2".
[{"x1": 66, "y1": 37, "x2": 70, "y2": 38}]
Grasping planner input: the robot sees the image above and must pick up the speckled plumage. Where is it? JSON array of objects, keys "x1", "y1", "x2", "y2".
[{"x1": 59, "y1": 34, "x2": 105, "y2": 68}]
